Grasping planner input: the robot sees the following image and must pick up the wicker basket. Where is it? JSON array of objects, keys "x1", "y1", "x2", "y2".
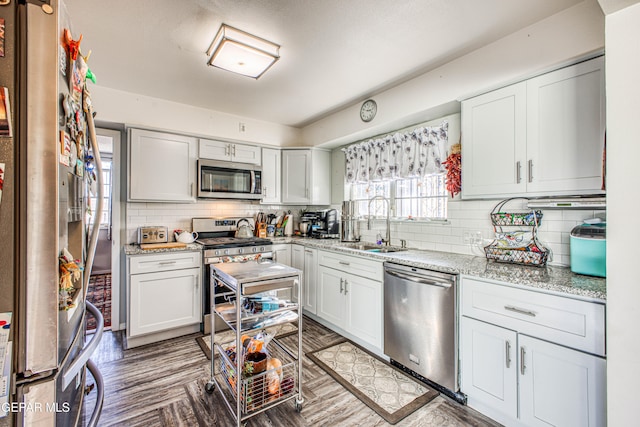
[{"x1": 484, "y1": 243, "x2": 550, "y2": 267}]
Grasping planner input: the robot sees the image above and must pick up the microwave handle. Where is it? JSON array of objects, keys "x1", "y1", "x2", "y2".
[{"x1": 250, "y1": 170, "x2": 256, "y2": 194}]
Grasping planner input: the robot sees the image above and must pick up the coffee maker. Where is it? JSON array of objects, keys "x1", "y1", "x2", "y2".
[{"x1": 306, "y1": 209, "x2": 339, "y2": 238}]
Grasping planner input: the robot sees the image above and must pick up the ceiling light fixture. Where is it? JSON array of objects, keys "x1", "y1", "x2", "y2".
[{"x1": 206, "y1": 24, "x2": 280, "y2": 79}]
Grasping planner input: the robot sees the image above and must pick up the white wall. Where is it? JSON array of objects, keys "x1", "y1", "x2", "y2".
[
  {"x1": 90, "y1": 85, "x2": 302, "y2": 147},
  {"x1": 303, "y1": 0, "x2": 605, "y2": 147},
  {"x1": 603, "y1": 2, "x2": 640, "y2": 425}
]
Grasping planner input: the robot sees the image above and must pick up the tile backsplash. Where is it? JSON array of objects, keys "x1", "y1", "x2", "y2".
[
  {"x1": 127, "y1": 198, "x2": 604, "y2": 267},
  {"x1": 126, "y1": 200, "x2": 302, "y2": 244},
  {"x1": 357, "y1": 198, "x2": 604, "y2": 267}
]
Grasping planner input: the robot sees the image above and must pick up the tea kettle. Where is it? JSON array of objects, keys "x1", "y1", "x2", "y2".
[
  {"x1": 235, "y1": 218, "x2": 254, "y2": 238},
  {"x1": 175, "y1": 230, "x2": 198, "y2": 243}
]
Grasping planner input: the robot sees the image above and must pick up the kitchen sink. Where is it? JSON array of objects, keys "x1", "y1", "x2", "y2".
[{"x1": 350, "y1": 244, "x2": 407, "y2": 253}]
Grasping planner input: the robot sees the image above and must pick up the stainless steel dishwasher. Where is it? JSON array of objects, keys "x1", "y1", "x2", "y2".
[{"x1": 384, "y1": 262, "x2": 458, "y2": 396}]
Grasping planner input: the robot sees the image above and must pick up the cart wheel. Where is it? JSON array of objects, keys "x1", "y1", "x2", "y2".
[
  {"x1": 205, "y1": 381, "x2": 215, "y2": 394},
  {"x1": 295, "y1": 399, "x2": 303, "y2": 412}
]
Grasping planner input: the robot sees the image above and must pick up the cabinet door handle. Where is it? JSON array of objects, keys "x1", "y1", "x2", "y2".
[
  {"x1": 305, "y1": 188, "x2": 309, "y2": 198},
  {"x1": 338, "y1": 261, "x2": 350, "y2": 266},
  {"x1": 273, "y1": 251, "x2": 278, "y2": 262},
  {"x1": 158, "y1": 261, "x2": 177, "y2": 266},
  {"x1": 263, "y1": 187, "x2": 267, "y2": 197},
  {"x1": 232, "y1": 144, "x2": 237, "y2": 156},
  {"x1": 528, "y1": 160, "x2": 533, "y2": 183},
  {"x1": 340, "y1": 278, "x2": 344, "y2": 294},
  {"x1": 504, "y1": 305, "x2": 536, "y2": 317},
  {"x1": 516, "y1": 161, "x2": 522, "y2": 184},
  {"x1": 520, "y1": 346, "x2": 526, "y2": 375},
  {"x1": 344, "y1": 279, "x2": 348, "y2": 295},
  {"x1": 225, "y1": 144, "x2": 230, "y2": 156},
  {"x1": 191, "y1": 183, "x2": 194, "y2": 196},
  {"x1": 195, "y1": 274, "x2": 199, "y2": 290},
  {"x1": 505, "y1": 340, "x2": 512, "y2": 368}
]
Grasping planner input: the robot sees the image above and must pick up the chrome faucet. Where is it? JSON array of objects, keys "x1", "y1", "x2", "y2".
[{"x1": 367, "y1": 195, "x2": 391, "y2": 246}]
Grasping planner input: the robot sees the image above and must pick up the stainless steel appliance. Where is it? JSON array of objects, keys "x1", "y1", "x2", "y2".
[
  {"x1": 341, "y1": 200, "x2": 361, "y2": 242},
  {"x1": 197, "y1": 159, "x2": 262, "y2": 200},
  {"x1": 137, "y1": 226, "x2": 168, "y2": 244},
  {"x1": 0, "y1": 1, "x2": 104, "y2": 425},
  {"x1": 383, "y1": 262, "x2": 461, "y2": 400},
  {"x1": 193, "y1": 218, "x2": 273, "y2": 334},
  {"x1": 302, "y1": 209, "x2": 339, "y2": 239}
]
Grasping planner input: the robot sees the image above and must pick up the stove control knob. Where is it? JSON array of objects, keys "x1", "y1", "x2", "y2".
[
  {"x1": 240, "y1": 248, "x2": 245, "y2": 254},
  {"x1": 215, "y1": 250, "x2": 220, "y2": 256},
  {"x1": 260, "y1": 246, "x2": 265, "y2": 252},
  {"x1": 251, "y1": 247, "x2": 257, "y2": 253},
  {"x1": 223, "y1": 249, "x2": 229, "y2": 255}
]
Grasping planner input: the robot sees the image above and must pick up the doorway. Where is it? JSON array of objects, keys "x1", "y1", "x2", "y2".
[{"x1": 86, "y1": 128, "x2": 122, "y2": 332}]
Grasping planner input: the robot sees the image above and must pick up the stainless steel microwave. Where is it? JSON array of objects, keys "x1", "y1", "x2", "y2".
[{"x1": 197, "y1": 159, "x2": 262, "y2": 200}]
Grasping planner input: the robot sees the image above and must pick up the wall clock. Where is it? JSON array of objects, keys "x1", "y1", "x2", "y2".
[{"x1": 360, "y1": 99, "x2": 377, "y2": 122}]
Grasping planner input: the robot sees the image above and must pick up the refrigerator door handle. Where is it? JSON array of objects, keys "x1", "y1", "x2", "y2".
[
  {"x1": 61, "y1": 301, "x2": 104, "y2": 389},
  {"x1": 85, "y1": 359, "x2": 105, "y2": 427}
]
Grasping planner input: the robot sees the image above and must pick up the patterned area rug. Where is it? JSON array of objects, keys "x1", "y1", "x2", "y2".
[
  {"x1": 196, "y1": 322, "x2": 298, "y2": 360},
  {"x1": 86, "y1": 273, "x2": 112, "y2": 330},
  {"x1": 307, "y1": 339, "x2": 439, "y2": 425}
]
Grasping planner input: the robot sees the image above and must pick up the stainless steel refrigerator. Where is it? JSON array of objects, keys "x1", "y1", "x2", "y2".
[{"x1": 0, "y1": 1, "x2": 104, "y2": 426}]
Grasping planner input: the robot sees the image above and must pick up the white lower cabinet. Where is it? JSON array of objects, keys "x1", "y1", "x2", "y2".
[
  {"x1": 518, "y1": 335, "x2": 606, "y2": 427},
  {"x1": 290, "y1": 244, "x2": 316, "y2": 312},
  {"x1": 460, "y1": 317, "x2": 518, "y2": 420},
  {"x1": 317, "y1": 262, "x2": 383, "y2": 351},
  {"x1": 127, "y1": 251, "x2": 202, "y2": 347},
  {"x1": 460, "y1": 276, "x2": 606, "y2": 427}
]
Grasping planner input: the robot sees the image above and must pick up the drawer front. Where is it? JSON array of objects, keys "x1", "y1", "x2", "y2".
[
  {"x1": 461, "y1": 277, "x2": 605, "y2": 356},
  {"x1": 318, "y1": 250, "x2": 383, "y2": 281},
  {"x1": 129, "y1": 251, "x2": 201, "y2": 274}
]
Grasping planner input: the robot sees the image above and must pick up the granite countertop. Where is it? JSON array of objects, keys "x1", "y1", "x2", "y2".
[
  {"x1": 273, "y1": 236, "x2": 607, "y2": 302},
  {"x1": 123, "y1": 237, "x2": 606, "y2": 302},
  {"x1": 124, "y1": 243, "x2": 202, "y2": 256}
]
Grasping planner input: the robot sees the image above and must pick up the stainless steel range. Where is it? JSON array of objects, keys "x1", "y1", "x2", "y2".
[{"x1": 193, "y1": 218, "x2": 273, "y2": 334}]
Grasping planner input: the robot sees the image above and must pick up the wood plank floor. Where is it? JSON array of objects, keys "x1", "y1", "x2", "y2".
[{"x1": 83, "y1": 317, "x2": 501, "y2": 427}]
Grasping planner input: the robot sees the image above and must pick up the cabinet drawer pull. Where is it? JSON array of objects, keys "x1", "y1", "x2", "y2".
[
  {"x1": 158, "y1": 261, "x2": 177, "y2": 266},
  {"x1": 340, "y1": 278, "x2": 344, "y2": 294},
  {"x1": 504, "y1": 305, "x2": 536, "y2": 317},
  {"x1": 520, "y1": 346, "x2": 526, "y2": 375},
  {"x1": 516, "y1": 161, "x2": 522, "y2": 184},
  {"x1": 505, "y1": 340, "x2": 512, "y2": 368},
  {"x1": 528, "y1": 160, "x2": 533, "y2": 183},
  {"x1": 338, "y1": 261, "x2": 350, "y2": 266},
  {"x1": 304, "y1": 250, "x2": 313, "y2": 254}
]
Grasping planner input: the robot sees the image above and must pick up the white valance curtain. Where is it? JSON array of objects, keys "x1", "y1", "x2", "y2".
[{"x1": 342, "y1": 121, "x2": 449, "y2": 183}]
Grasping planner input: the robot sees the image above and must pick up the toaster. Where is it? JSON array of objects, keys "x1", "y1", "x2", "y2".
[
  {"x1": 570, "y1": 224, "x2": 606, "y2": 277},
  {"x1": 138, "y1": 226, "x2": 168, "y2": 244}
]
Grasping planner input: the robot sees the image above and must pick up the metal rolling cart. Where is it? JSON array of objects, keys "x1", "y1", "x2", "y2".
[{"x1": 205, "y1": 260, "x2": 303, "y2": 426}]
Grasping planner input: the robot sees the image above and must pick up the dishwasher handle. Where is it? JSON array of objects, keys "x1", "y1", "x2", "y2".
[{"x1": 385, "y1": 269, "x2": 452, "y2": 288}]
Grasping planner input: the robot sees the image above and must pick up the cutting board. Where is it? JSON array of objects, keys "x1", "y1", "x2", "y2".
[{"x1": 140, "y1": 242, "x2": 187, "y2": 250}]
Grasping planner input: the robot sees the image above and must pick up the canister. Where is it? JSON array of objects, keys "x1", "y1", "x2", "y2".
[{"x1": 570, "y1": 224, "x2": 606, "y2": 277}]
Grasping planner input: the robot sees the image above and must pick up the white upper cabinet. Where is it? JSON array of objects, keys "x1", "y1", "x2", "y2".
[
  {"x1": 128, "y1": 128, "x2": 197, "y2": 202},
  {"x1": 462, "y1": 56, "x2": 606, "y2": 199},
  {"x1": 281, "y1": 149, "x2": 331, "y2": 205},
  {"x1": 261, "y1": 148, "x2": 281, "y2": 204},
  {"x1": 461, "y1": 83, "x2": 527, "y2": 197},
  {"x1": 526, "y1": 57, "x2": 606, "y2": 194},
  {"x1": 199, "y1": 139, "x2": 261, "y2": 165}
]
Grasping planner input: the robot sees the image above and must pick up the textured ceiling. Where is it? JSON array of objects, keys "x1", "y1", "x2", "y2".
[{"x1": 65, "y1": 0, "x2": 583, "y2": 128}]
